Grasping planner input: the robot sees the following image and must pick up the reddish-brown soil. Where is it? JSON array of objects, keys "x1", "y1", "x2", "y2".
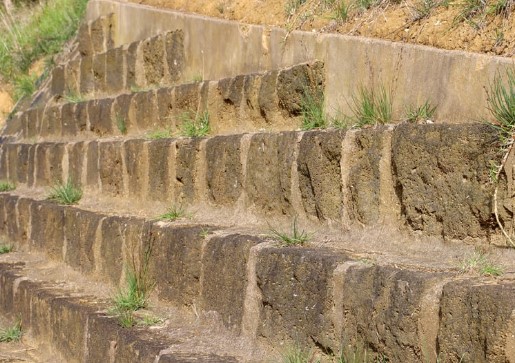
[{"x1": 133, "y1": 0, "x2": 515, "y2": 57}]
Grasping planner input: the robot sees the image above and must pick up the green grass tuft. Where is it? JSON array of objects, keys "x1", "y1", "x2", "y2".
[
  {"x1": 180, "y1": 110, "x2": 210, "y2": 138},
  {"x1": 404, "y1": 101, "x2": 436, "y2": 123},
  {"x1": 47, "y1": 180, "x2": 82, "y2": 205},
  {"x1": 349, "y1": 85, "x2": 392, "y2": 127},
  {"x1": 13, "y1": 73, "x2": 37, "y2": 101},
  {"x1": 63, "y1": 89, "x2": 85, "y2": 103},
  {"x1": 146, "y1": 128, "x2": 172, "y2": 140},
  {"x1": 0, "y1": 319, "x2": 22, "y2": 342},
  {"x1": 487, "y1": 69, "x2": 515, "y2": 140},
  {"x1": 282, "y1": 345, "x2": 319, "y2": 363},
  {"x1": 115, "y1": 113, "x2": 128, "y2": 135},
  {"x1": 158, "y1": 205, "x2": 187, "y2": 221},
  {"x1": 0, "y1": 181, "x2": 15, "y2": 192},
  {"x1": 269, "y1": 218, "x2": 310, "y2": 246},
  {"x1": 301, "y1": 88, "x2": 327, "y2": 130},
  {"x1": 0, "y1": 244, "x2": 13, "y2": 254},
  {"x1": 460, "y1": 251, "x2": 503, "y2": 277}
]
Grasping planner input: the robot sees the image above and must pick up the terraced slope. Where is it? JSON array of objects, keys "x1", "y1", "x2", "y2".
[{"x1": 0, "y1": 1, "x2": 514, "y2": 362}]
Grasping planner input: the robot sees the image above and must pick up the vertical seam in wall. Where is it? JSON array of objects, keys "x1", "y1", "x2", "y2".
[
  {"x1": 194, "y1": 138, "x2": 208, "y2": 203},
  {"x1": 120, "y1": 140, "x2": 129, "y2": 198},
  {"x1": 62, "y1": 208, "x2": 68, "y2": 263},
  {"x1": 82, "y1": 315, "x2": 89, "y2": 363},
  {"x1": 236, "y1": 133, "x2": 252, "y2": 213},
  {"x1": 140, "y1": 140, "x2": 149, "y2": 200},
  {"x1": 197, "y1": 231, "x2": 216, "y2": 310},
  {"x1": 62, "y1": 142, "x2": 70, "y2": 183},
  {"x1": 340, "y1": 130, "x2": 356, "y2": 229},
  {"x1": 379, "y1": 126, "x2": 400, "y2": 225},
  {"x1": 290, "y1": 131, "x2": 306, "y2": 220},
  {"x1": 81, "y1": 141, "x2": 89, "y2": 190},
  {"x1": 169, "y1": 139, "x2": 177, "y2": 203},
  {"x1": 93, "y1": 216, "x2": 106, "y2": 277}
]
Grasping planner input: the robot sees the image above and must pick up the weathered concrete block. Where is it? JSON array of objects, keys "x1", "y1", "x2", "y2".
[
  {"x1": 165, "y1": 30, "x2": 185, "y2": 83},
  {"x1": 339, "y1": 264, "x2": 447, "y2": 361},
  {"x1": 242, "y1": 73, "x2": 262, "y2": 120},
  {"x1": 4, "y1": 195, "x2": 18, "y2": 242},
  {"x1": 175, "y1": 139, "x2": 200, "y2": 204},
  {"x1": 205, "y1": 135, "x2": 243, "y2": 205},
  {"x1": 277, "y1": 61, "x2": 325, "y2": 116},
  {"x1": 99, "y1": 216, "x2": 124, "y2": 285},
  {"x1": 16, "y1": 197, "x2": 31, "y2": 246},
  {"x1": 392, "y1": 124, "x2": 498, "y2": 239},
  {"x1": 0, "y1": 194, "x2": 9, "y2": 235},
  {"x1": 258, "y1": 70, "x2": 279, "y2": 122},
  {"x1": 64, "y1": 208, "x2": 102, "y2": 273},
  {"x1": 125, "y1": 41, "x2": 139, "y2": 89},
  {"x1": 74, "y1": 101, "x2": 89, "y2": 132},
  {"x1": 113, "y1": 93, "x2": 133, "y2": 134},
  {"x1": 92, "y1": 52, "x2": 106, "y2": 93},
  {"x1": 201, "y1": 234, "x2": 262, "y2": 332},
  {"x1": 147, "y1": 139, "x2": 172, "y2": 201},
  {"x1": 79, "y1": 56, "x2": 95, "y2": 95},
  {"x1": 40, "y1": 106, "x2": 62, "y2": 137},
  {"x1": 48, "y1": 143, "x2": 65, "y2": 183},
  {"x1": 65, "y1": 59, "x2": 81, "y2": 95},
  {"x1": 124, "y1": 139, "x2": 147, "y2": 198},
  {"x1": 88, "y1": 98, "x2": 114, "y2": 136},
  {"x1": 77, "y1": 22, "x2": 93, "y2": 57},
  {"x1": 256, "y1": 247, "x2": 346, "y2": 347},
  {"x1": 298, "y1": 130, "x2": 344, "y2": 222},
  {"x1": 218, "y1": 75, "x2": 244, "y2": 107},
  {"x1": 7, "y1": 143, "x2": 18, "y2": 183},
  {"x1": 98, "y1": 141, "x2": 124, "y2": 196},
  {"x1": 51, "y1": 66, "x2": 65, "y2": 97},
  {"x1": 438, "y1": 280, "x2": 515, "y2": 362},
  {"x1": 85, "y1": 141, "x2": 99, "y2": 187},
  {"x1": 246, "y1": 132, "x2": 297, "y2": 215},
  {"x1": 25, "y1": 108, "x2": 39, "y2": 139},
  {"x1": 16, "y1": 144, "x2": 31, "y2": 184},
  {"x1": 130, "y1": 91, "x2": 157, "y2": 131},
  {"x1": 27, "y1": 145, "x2": 36, "y2": 187},
  {"x1": 105, "y1": 47, "x2": 125, "y2": 93},
  {"x1": 67, "y1": 142, "x2": 85, "y2": 187},
  {"x1": 61, "y1": 102, "x2": 77, "y2": 136},
  {"x1": 89, "y1": 17, "x2": 106, "y2": 54},
  {"x1": 156, "y1": 87, "x2": 174, "y2": 129},
  {"x1": 30, "y1": 201, "x2": 65, "y2": 260},
  {"x1": 174, "y1": 83, "x2": 199, "y2": 112},
  {"x1": 151, "y1": 224, "x2": 208, "y2": 306},
  {"x1": 143, "y1": 35, "x2": 165, "y2": 86},
  {"x1": 348, "y1": 128, "x2": 386, "y2": 225}
]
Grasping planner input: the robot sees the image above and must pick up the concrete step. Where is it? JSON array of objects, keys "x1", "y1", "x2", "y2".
[
  {"x1": 0, "y1": 124, "x2": 509, "y2": 244},
  {"x1": 10, "y1": 61, "x2": 323, "y2": 141},
  {"x1": 0, "y1": 192, "x2": 514, "y2": 361}
]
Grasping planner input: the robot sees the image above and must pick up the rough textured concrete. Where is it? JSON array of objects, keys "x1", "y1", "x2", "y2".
[
  {"x1": 98, "y1": 141, "x2": 124, "y2": 195},
  {"x1": 124, "y1": 138, "x2": 147, "y2": 198},
  {"x1": 147, "y1": 138, "x2": 172, "y2": 201},
  {"x1": 175, "y1": 139, "x2": 200, "y2": 204},
  {"x1": 392, "y1": 124, "x2": 499, "y2": 239},
  {"x1": 30, "y1": 201, "x2": 65, "y2": 260}
]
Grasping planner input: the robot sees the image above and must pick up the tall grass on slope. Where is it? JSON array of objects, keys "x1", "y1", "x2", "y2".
[{"x1": 0, "y1": 0, "x2": 88, "y2": 99}]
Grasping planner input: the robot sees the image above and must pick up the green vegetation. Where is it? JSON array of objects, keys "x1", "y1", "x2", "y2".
[
  {"x1": 269, "y1": 218, "x2": 310, "y2": 246},
  {"x1": 337, "y1": 345, "x2": 389, "y2": 363},
  {"x1": 111, "y1": 242, "x2": 154, "y2": 328},
  {"x1": 158, "y1": 204, "x2": 187, "y2": 221},
  {"x1": 488, "y1": 0, "x2": 514, "y2": 17},
  {"x1": 146, "y1": 128, "x2": 172, "y2": 140},
  {"x1": 63, "y1": 90, "x2": 85, "y2": 103},
  {"x1": 348, "y1": 85, "x2": 392, "y2": 127},
  {"x1": 137, "y1": 314, "x2": 162, "y2": 326},
  {"x1": 0, "y1": 244, "x2": 13, "y2": 254},
  {"x1": 301, "y1": 88, "x2": 327, "y2": 130},
  {"x1": 453, "y1": 0, "x2": 487, "y2": 27},
  {"x1": 460, "y1": 251, "x2": 503, "y2": 277},
  {"x1": 412, "y1": 0, "x2": 439, "y2": 20},
  {"x1": 0, "y1": 181, "x2": 15, "y2": 192},
  {"x1": 335, "y1": 1, "x2": 351, "y2": 21},
  {"x1": 0, "y1": 319, "x2": 22, "y2": 342},
  {"x1": 282, "y1": 345, "x2": 318, "y2": 363},
  {"x1": 286, "y1": 0, "x2": 307, "y2": 17},
  {"x1": 180, "y1": 110, "x2": 210, "y2": 138},
  {"x1": 47, "y1": 180, "x2": 82, "y2": 205},
  {"x1": 0, "y1": 0, "x2": 88, "y2": 99},
  {"x1": 115, "y1": 113, "x2": 128, "y2": 135},
  {"x1": 404, "y1": 101, "x2": 436, "y2": 123}
]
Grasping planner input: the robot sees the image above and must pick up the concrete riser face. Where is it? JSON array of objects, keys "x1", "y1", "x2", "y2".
[
  {"x1": 0, "y1": 263, "x2": 238, "y2": 362},
  {"x1": 0, "y1": 124, "x2": 505, "y2": 242},
  {"x1": 16, "y1": 61, "x2": 323, "y2": 140},
  {"x1": 0, "y1": 195, "x2": 514, "y2": 361}
]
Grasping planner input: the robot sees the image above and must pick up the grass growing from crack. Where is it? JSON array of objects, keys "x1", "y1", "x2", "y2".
[
  {"x1": 63, "y1": 90, "x2": 85, "y2": 103},
  {"x1": 301, "y1": 88, "x2": 327, "y2": 130},
  {"x1": 486, "y1": 69, "x2": 515, "y2": 246},
  {"x1": 0, "y1": 244, "x2": 13, "y2": 254},
  {"x1": 180, "y1": 110, "x2": 210, "y2": 138},
  {"x1": 348, "y1": 85, "x2": 392, "y2": 127},
  {"x1": 460, "y1": 251, "x2": 503, "y2": 276},
  {"x1": 404, "y1": 100, "x2": 436, "y2": 123},
  {"x1": 158, "y1": 204, "x2": 187, "y2": 221},
  {"x1": 0, "y1": 320, "x2": 22, "y2": 342},
  {"x1": 0, "y1": 181, "x2": 15, "y2": 192},
  {"x1": 111, "y1": 241, "x2": 155, "y2": 328},
  {"x1": 337, "y1": 345, "x2": 389, "y2": 363},
  {"x1": 282, "y1": 344, "x2": 319, "y2": 363},
  {"x1": 13, "y1": 73, "x2": 37, "y2": 101},
  {"x1": 47, "y1": 180, "x2": 82, "y2": 205},
  {"x1": 146, "y1": 128, "x2": 172, "y2": 140},
  {"x1": 115, "y1": 113, "x2": 127, "y2": 135},
  {"x1": 269, "y1": 218, "x2": 310, "y2": 246}
]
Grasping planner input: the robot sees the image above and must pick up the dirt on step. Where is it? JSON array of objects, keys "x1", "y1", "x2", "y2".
[{"x1": 133, "y1": 0, "x2": 515, "y2": 57}]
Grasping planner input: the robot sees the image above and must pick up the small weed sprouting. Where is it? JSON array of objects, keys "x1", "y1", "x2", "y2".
[
  {"x1": 404, "y1": 101, "x2": 436, "y2": 123},
  {"x1": 459, "y1": 251, "x2": 503, "y2": 277},
  {"x1": 192, "y1": 74, "x2": 203, "y2": 83},
  {"x1": 0, "y1": 181, "x2": 15, "y2": 192},
  {"x1": 13, "y1": 73, "x2": 37, "y2": 101},
  {"x1": 269, "y1": 218, "x2": 310, "y2": 246},
  {"x1": 452, "y1": 0, "x2": 487, "y2": 27},
  {"x1": 0, "y1": 244, "x2": 13, "y2": 254},
  {"x1": 489, "y1": 160, "x2": 500, "y2": 183},
  {"x1": 158, "y1": 205, "x2": 187, "y2": 222},
  {"x1": 488, "y1": 0, "x2": 514, "y2": 17},
  {"x1": 146, "y1": 129, "x2": 172, "y2": 140},
  {"x1": 282, "y1": 344, "x2": 319, "y2": 363},
  {"x1": 337, "y1": 344, "x2": 389, "y2": 363},
  {"x1": 63, "y1": 90, "x2": 84, "y2": 103},
  {"x1": 137, "y1": 314, "x2": 163, "y2": 327},
  {"x1": 349, "y1": 85, "x2": 392, "y2": 127},
  {"x1": 180, "y1": 111, "x2": 210, "y2": 138},
  {"x1": 335, "y1": 1, "x2": 351, "y2": 22},
  {"x1": 115, "y1": 113, "x2": 128, "y2": 135},
  {"x1": 0, "y1": 319, "x2": 22, "y2": 342},
  {"x1": 199, "y1": 227, "x2": 210, "y2": 239},
  {"x1": 301, "y1": 88, "x2": 327, "y2": 130},
  {"x1": 412, "y1": 0, "x2": 439, "y2": 20},
  {"x1": 47, "y1": 180, "x2": 82, "y2": 205},
  {"x1": 285, "y1": 0, "x2": 307, "y2": 16},
  {"x1": 117, "y1": 310, "x2": 136, "y2": 328}
]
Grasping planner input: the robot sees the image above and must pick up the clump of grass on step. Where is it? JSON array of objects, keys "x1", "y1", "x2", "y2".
[
  {"x1": 348, "y1": 85, "x2": 392, "y2": 127},
  {"x1": 137, "y1": 314, "x2": 163, "y2": 327},
  {"x1": 146, "y1": 128, "x2": 172, "y2": 140},
  {"x1": 47, "y1": 180, "x2": 82, "y2": 205},
  {"x1": 301, "y1": 88, "x2": 327, "y2": 130},
  {"x1": 0, "y1": 319, "x2": 22, "y2": 342},
  {"x1": 282, "y1": 344, "x2": 319, "y2": 363},
  {"x1": 0, "y1": 244, "x2": 13, "y2": 254},
  {"x1": 269, "y1": 218, "x2": 310, "y2": 246},
  {"x1": 63, "y1": 90, "x2": 85, "y2": 103},
  {"x1": 337, "y1": 344, "x2": 388, "y2": 362},
  {"x1": 452, "y1": 0, "x2": 487, "y2": 27},
  {"x1": 13, "y1": 73, "x2": 38, "y2": 102},
  {"x1": 0, "y1": 181, "x2": 15, "y2": 192},
  {"x1": 180, "y1": 110, "x2": 210, "y2": 138},
  {"x1": 158, "y1": 204, "x2": 187, "y2": 221},
  {"x1": 115, "y1": 113, "x2": 127, "y2": 135},
  {"x1": 487, "y1": 69, "x2": 515, "y2": 140},
  {"x1": 404, "y1": 101, "x2": 436, "y2": 123},
  {"x1": 459, "y1": 251, "x2": 503, "y2": 277}
]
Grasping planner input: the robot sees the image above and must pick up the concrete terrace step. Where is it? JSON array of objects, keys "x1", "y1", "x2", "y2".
[
  {"x1": 0, "y1": 124, "x2": 509, "y2": 244},
  {"x1": 11, "y1": 61, "x2": 323, "y2": 141},
  {"x1": 0, "y1": 193, "x2": 515, "y2": 361}
]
